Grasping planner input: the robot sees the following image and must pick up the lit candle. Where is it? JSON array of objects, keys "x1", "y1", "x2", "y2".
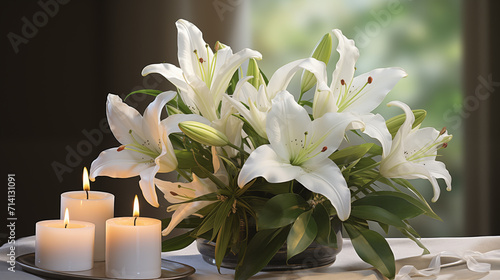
[
  {"x1": 106, "y1": 195, "x2": 161, "y2": 279},
  {"x1": 61, "y1": 167, "x2": 114, "y2": 261},
  {"x1": 35, "y1": 208, "x2": 95, "y2": 271}
]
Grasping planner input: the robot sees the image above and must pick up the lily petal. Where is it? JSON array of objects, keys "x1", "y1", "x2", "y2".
[
  {"x1": 330, "y1": 29, "x2": 359, "y2": 98},
  {"x1": 267, "y1": 58, "x2": 329, "y2": 100},
  {"x1": 267, "y1": 91, "x2": 311, "y2": 161},
  {"x1": 142, "y1": 91, "x2": 177, "y2": 151},
  {"x1": 139, "y1": 165, "x2": 162, "y2": 207},
  {"x1": 211, "y1": 47, "x2": 262, "y2": 104},
  {"x1": 298, "y1": 159, "x2": 351, "y2": 221},
  {"x1": 106, "y1": 94, "x2": 145, "y2": 145},
  {"x1": 155, "y1": 173, "x2": 219, "y2": 236},
  {"x1": 358, "y1": 113, "x2": 392, "y2": 157},
  {"x1": 238, "y1": 145, "x2": 299, "y2": 187},
  {"x1": 141, "y1": 63, "x2": 190, "y2": 94},
  {"x1": 337, "y1": 68, "x2": 407, "y2": 114},
  {"x1": 90, "y1": 147, "x2": 152, "y2": 180},
  {"x1": 176, "y1": 19, "x2": 211, "y2": 81}
]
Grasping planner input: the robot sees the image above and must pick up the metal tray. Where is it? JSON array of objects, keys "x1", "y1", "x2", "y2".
[{"x1": 17, "y1": 253, "x2": 195, "y2": 280}]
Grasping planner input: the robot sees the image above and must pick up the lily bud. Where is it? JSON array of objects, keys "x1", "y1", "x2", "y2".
[
  {"x1": 166, "y1": 104, "x2": 182, "y2": 115},
  {"x1": 179, "y1": 121, "x2": 229, "y2": 146},
  {"x1": 301, "y1": 33, "x2": 332, "y2": 94},
  {"x1": 247, "y1": 58, "x2": 261, "y2": 89},
  {"x1": 386, "y1": 109, "x2": 427, "y2": 138}
]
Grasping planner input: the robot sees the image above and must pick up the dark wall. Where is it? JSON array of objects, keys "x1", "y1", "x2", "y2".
[{"x1": 1, "y1": 0, "x2": 242, "y2": 242}]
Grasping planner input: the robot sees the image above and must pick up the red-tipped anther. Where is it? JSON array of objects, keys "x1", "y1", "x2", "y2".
[
  {"x1": 442, "y1": 143, "x2": 448, "y2": 149},
  {"x1": 367, "y1": 76, "x2": 373, "y2": 84},
  {"x1": 440, "y1": 127, "x2": 447, "y2": 135},
  {"x1": 321, "y1": 146, "x2": 328, "y2": 152},
  {"x1": 170, "y1": 191, "x2": 179, "y2": 196},
  {"x1": 340, "y1": 79, "x2": 345, "y2": 86},
  {"x1": 117, "y1": 145, "x2": 125, "y2": 152},
  {"x1": 199, "y1": 58, "x2": 204, "y2": 63}
]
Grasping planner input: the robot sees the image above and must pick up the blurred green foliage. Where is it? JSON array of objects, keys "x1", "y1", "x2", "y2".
[{"x1": 249, "y1": 0, "x2": 463, "y2": 237}]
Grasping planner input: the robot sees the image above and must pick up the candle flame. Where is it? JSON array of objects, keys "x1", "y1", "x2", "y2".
[
  {"x1": 64, "y1": 208, "x2": 70, "y2": 228},
  {"x1": 133, "y1": 195, "x2": 139, "y2": 218},
  {"x1": 83, "y1": 167, "x2": 90, "y2": 192}
]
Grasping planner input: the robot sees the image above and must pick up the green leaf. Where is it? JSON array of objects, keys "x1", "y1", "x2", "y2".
[
  {"x1": 161, "y1": 217, "x2": 203, "y2": 229},
  {"x1": 162, "y1": 230, "x2": 196, "y2": 252},
  {"x1": 351, "y1": 205, "x2": 407, "y2": 228},
  {"x1": 390, "y1": 178, "x2": 440, "y2": 220},
  {"x1": 212, "y1": 197, "x2": 236, "y2": 240},
  {"x1": 235, "y1": 227, "x2": 289, "y2": 280},
  {"x1": 173, "y1": 192, "x2": 219, "y2": 205},
  {"x1": 245, "y1": 180, "x2": 290, "y2": 195},
  {"x1": 312, "y1": 204, "x2": 331, "y2": 246},
  {"x1": 353, "y1": 195, "x2": 425, "y2": 220},
  {"x1": 215, "y1": 214, "x2": 235, "y2": 271},
  {"x1": 226, "y1": 69, "x2": 239, "y2": 95},
  {"x1": 386, "y1": 109, "x2": 427, "y2": 138},
  {"x1": 330, "y1": 143, "x2": 375, "y2": 165},
  {"x1": 174, "y1": 150, "x2": 197, "y2": 169},
  {"x1": 366, "y1": 191, "x2": 441, "y2": 220},
  {"x1": 259, "y1": 68, "x2": 269, "y2": 85},
  {"x1": 344, "y1": 223, "x2": 395, "y2": 279},
  {"x1": 298, "y1": 100, "x2": 313, "y2": 108},
  {"x1": 287, "y1": 210, "x2": 318, "y2": 260},
  {"x1": 257, "y1": 193, "x2": 309, "y2": 230},
  {"x1": 196, "y1": 203, "x2": 221, "y2": 237},
  {"x1": 399, "y1": 226, "x2": 430, "y2": 254},
  {"x1": 123, "y1": 89, "x2": 162, "y2": 101},
  {"x1": 174, "y1": 90, "x2": 193, "y2": 114}
]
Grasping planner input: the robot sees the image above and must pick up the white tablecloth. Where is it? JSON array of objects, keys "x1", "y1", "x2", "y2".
[{"x1": 1, "y1": 235, "x2": 499, "y2": 279}]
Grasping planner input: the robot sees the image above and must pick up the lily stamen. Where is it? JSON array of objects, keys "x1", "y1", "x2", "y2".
[
  {"x1": 178, "y1": 184, "x2": 196, "y2": 192},
  {"x1": 440, "y1": 127, "x2": 447, "y2": 135}
]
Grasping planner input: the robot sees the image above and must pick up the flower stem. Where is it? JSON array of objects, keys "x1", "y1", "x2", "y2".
[
  {"x1": 227, "y1": 142, "x2": 250, "y2": 157},
  {"x1": 176, "y1": 168, "x2": 192, "y2": 182},
  {"x1": 349, "y1": 161, "x2": 380, "y2": 175}
]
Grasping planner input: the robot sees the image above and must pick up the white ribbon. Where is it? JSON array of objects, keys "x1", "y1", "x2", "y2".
[{"x1": 395, "y1": 249, "x2": 500, "y2": 279}]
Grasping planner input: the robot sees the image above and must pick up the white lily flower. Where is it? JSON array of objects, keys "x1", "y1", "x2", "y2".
[
  {"x1": 238, "y1": 91, "x2": 361, "y2": 221},
  {"x1": 313, "y1": 29, "x2": 407, "y2": 118},
  {"x1": 225, "y1": 58, "x2": 330, "y2": 138},
  {"x1": 310, "y1": 29, "x2": 407, "y2": 154},
  {"x1": 156, "y1": 147, "x2": 228, "y2": 236},
  {"x1": 379, "y1": 101, "x2": 452, "y2": 202},
  {"x1": 90, "y1": 91, "x2": 209, "y2": 207},
  {"x1": 142, "y1": 19, "x2": 262, "y2": 123}
]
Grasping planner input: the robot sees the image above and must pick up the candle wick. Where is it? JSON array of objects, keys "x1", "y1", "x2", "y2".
[
  {"x1": 134, "y1": 217, "x2": 138, "y2": 226},
  {"x1": 86, "y1": 190, "x2": 89, "y2": 200},
  {"x1": 65, "y1": 224, "x2": 68, "y2": 229}
]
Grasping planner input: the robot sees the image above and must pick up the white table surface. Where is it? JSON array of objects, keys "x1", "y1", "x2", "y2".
[{"x1": 1, "y1": 235, "x2": 499, "y2": 279}]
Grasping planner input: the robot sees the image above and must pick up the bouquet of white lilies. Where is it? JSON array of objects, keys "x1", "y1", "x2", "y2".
[{"x1": 90, "y1": 19, "x2": 452, "y2": 280}]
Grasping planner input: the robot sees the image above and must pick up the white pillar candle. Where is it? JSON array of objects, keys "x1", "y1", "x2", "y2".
[
  {"x1": 60, "y1": 167, "x2": 114, "y2": 261},
  {"x1": 36, "y1": 209, "x2": 95, "y2": 271},
  {"x1": 105, "y1": 196, "x2": 161, "y2": 279}
]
